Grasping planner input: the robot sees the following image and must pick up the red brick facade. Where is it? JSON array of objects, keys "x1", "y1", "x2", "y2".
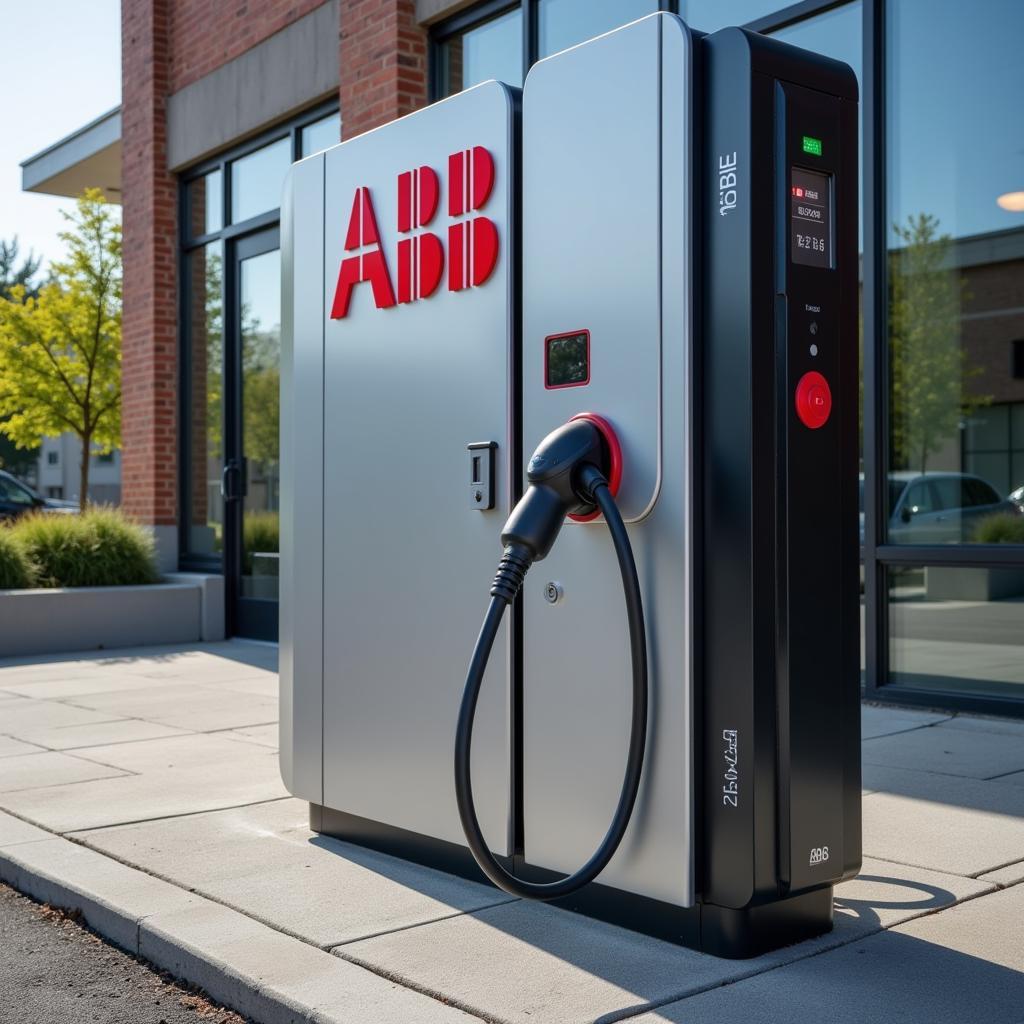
[
  {"x1": 120, "y1": 0, "x2": 428, "y2": 536},
  {"x1": 121, "y1": 0, "x2": 178, "y2": 526},
  {"x1": 340, "y1": 0, "x2": 428, "y2": 138},
  {"x1": 167, "y1": 0, "x2": 327, "y2": 92}
]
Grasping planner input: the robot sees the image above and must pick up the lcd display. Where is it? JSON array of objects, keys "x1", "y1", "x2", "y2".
[
  {"x1": 545, "y1": 331, "x2": 589, "y2": 388},
  {"x1": 790, "y1": 167, "x2": 833, "y2": 269}
]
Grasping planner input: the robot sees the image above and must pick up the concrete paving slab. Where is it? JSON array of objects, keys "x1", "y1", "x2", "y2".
[
  {"x1": 124, "y1": 651, "x2": 278, "y2": 683},
  {"x1": 862, "y1": 765, "x2": 1024, "y2": 875},
  {"x1": 338, "y1": 857, "x2": 995, "y2": 1024},
  {"x1": 833, "y1": 856, "x2": 993, "y2": 929},
  {"x1": 631, "y1": 886, "x2": 1024, "y2": 1024},
  {"x1": 0, "y1": 699, "x2": 125, "y2": 733},
  {"x1": 996, "y1": 770, "x2": 1024, "y2": 788},
  {"x1": 0, "y1": 834, "x2": 202, "y2": 953},
  {"x1": 0, "y1": 750, "x2": 129, "y2": 793},
  {"x1": 939, "y1": 713, "x2": 1024, "y2": 738},
  {"x1": 0, "y1": 809, "x2": 51, "y2": 847},
  {"x1": 200, "y1": 675, "x2": 280, "y2": 698},
  {"x1": 78, "y1": 798, "x2": 515, "y2": 948},
  {"x1": 140, "y1": 901, "x2": 477, "y2": 1024},
  {"x1": 341, "y1": 899, "x2": 758, "y2": 1024},
  {"x1": 0, "y1": 672, "x2": 181, "y2": 700},
  {"x1": 70, "y1": 733, "x2": 280, "y2": 774},
  {"x1": 979, "y1": 859, "x2": 1024, "y2": 887},
  {"x1": 863, "y1": 722, "x2": 1024, "y2": 779},
  {"x1": 221, "y1": 723, "x2": 279, "y2": 748},
  {"x1": 861, "y1": 704, "x2": 951, "y2": 740},
  {"x1": 0, "y1": 735, "x2": 46, "y2": 758},
  {"x1": 7, "y1": 717, "x2": 190, "y2": 751},
  {"x1": 63, "y1": 683, "x2": 279, "y2": 732},
  {"x1": 0, "y1": 761, "x2": 289, "y2": 832}
]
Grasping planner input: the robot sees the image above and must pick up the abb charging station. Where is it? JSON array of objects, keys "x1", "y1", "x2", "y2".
[{"x1": 280, "y1": 14, "x2": 860, "y2": 958}]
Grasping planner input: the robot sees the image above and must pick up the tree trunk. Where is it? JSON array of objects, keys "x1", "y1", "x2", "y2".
[{"x1": 79, "y1": 433, "x2": 91, "y2": 512}]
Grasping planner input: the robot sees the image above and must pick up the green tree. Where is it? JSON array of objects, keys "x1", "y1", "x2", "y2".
[
  {"x1": 888, "y1": 213, "x2": 987, "y2": 474},
  {"x1": 0, "y1": 237, "x2": 43, "y2": 301},
  {"x1": 0, "y1": 189, "x2": 121, "y2": 509}
]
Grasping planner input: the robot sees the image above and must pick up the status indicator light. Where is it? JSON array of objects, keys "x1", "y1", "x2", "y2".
[{"x1": 802, "y1": 135, "x2": 823, "y2": 157}]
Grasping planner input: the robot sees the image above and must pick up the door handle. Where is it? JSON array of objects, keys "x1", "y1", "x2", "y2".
[{"x1": 221, "y1": 459, "x2": 247, "y2": 501}]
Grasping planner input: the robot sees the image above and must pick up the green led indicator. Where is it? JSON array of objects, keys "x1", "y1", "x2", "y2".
[{"x1": 802, "y1": 135, "x2": 823, "y2": 157}]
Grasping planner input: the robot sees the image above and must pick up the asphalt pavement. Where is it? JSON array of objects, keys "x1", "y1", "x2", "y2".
[{"x1": 0, "y1": 883, "x2": 250, "y2": 1024}]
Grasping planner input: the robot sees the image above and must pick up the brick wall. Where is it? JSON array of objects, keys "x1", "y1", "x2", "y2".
[
  {"x1": 167, "y1": 0, "x2": 327, "y2": 92},
  {"x1": 121, "y1": 0, "x2": 429, "y2": 547},
  {"x1": 339, "y1": 0, "x2": 428, "y2": 138},
  {"x1": 121, "y1": 0, "x2": 178, "y2": 527}
]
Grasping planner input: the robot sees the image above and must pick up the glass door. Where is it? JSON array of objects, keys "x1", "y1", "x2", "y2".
[{"x1": 224, "y1": 228, "x2": 281, "y2": 639}]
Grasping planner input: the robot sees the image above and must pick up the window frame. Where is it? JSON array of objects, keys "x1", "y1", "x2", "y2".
[
  {"x1": 177, "y1": 100, "x2": 339, "y2": 574},
  {"x1": 430, "y1": 0, "x2": 1024, "y2": 717}
]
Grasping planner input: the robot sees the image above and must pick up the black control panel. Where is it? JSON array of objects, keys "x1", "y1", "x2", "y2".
[{"x1": 700, "y1": 27, "x2": 860, "y2": 953}]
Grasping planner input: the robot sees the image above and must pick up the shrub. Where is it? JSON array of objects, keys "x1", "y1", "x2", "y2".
[
  {"x1": 0, "y1": 526, "x2": 36, "y2": 589},
  {"x1": 243, "y1": 510, "x2": 279, "y2": 575},
  {"x1": 13, "y1": 507, "x2": 158, "y2": 588},
  {"x1": 973, "y1": 511, "x2": 1024, "y2": 544}
]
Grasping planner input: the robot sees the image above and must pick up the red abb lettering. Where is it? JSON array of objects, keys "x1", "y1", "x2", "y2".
[
  {"x1": 447, "y1": 147, "x2": 499, "y2": 292},
  {"x1": 329, "y1": 146, "x2": 500, "y2": 320},
  {"x1": 396, "y1": 166, "x2": 444, "y2": 304},
  {"x1": 330, "y1": 187, "x2": 396, "y2": 319}
]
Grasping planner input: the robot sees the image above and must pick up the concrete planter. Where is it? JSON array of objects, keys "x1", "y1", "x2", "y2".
[
  {"x1": 0, "y1": 573, "x2": 224, "y2": 658},
  {"x1": 925, "y1": 566, "x2": 1024, "y2": 602}
]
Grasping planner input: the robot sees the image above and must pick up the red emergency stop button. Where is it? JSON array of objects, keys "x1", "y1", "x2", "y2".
[{"x1": 795, "y1": 371, "x2": 832, "y2": 430}]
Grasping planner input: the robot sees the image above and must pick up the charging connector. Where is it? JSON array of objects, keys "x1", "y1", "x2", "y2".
[{"x1": 455, "y1": 417, "x2": 648, "y2": 900}]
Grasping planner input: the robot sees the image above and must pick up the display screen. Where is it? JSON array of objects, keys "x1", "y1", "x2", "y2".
[
  {"x1": 790, "y1": 167, "x2": 833, "y2": 269},
  {"x1": 545, "y1": 331, "x2": 589, "y2": 388}
]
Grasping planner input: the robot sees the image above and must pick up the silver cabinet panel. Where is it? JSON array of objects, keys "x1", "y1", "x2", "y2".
[
  {"x1": 320, "y1": 84, "x2": 517, "y2": 852},
  {"x1": 520, "y1": 15, "x2": 695, "y2": 907},
  {"x1": 280, "y1": 152, "x2": 326, "y2": 804}
]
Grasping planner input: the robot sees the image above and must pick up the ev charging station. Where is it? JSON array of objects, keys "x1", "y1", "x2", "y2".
[{"x1": 280, "y1": 14, "x2": 860, "y2": 958}]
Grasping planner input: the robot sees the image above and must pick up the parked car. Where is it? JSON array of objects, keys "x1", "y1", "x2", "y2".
[
  {"x1": 1009, "y1": 484, "x2": 1024, "y2": 512},
  {"x1": 0, "y1": 470, "x2": 78, "y2": 521},
  {"x1": 858, "y1": 471, "x2": 1021, "y2": 545}
]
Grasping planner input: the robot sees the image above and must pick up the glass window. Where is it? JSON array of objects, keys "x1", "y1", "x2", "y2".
[
  {"x1": 677, "y1": 0, "x2": 804, "y2": 33},
  {"x1": 230, "y1": 137, "x2": 291, "y2": 224},
  {"x1": 240, "y1": 248, "x2": 282, "y2": 602},
  {"x1": 187, "y1": 170, "x2": 222, "y2": 238},
  {"x1": 887, "y1": 0, "x2": 1024, "y2": 544},
  {"x1": 438, "y1": 6, "x2": 523, "y2": 96},
  {"x1": 184, "y1": 241, "x2": 224, "y2": 560},
  {"x1": 889, "y1": 565, "x2": 1024, "y2": 700},
  {"x1": 0, "y1": 475, "x2": 34, "y2": 506},
  {"x1": 538, "y1": 0, "x2": 659, "y2": 58},
  {"x1": 301, "y1": 113, "x2": 340, "y2": 157}
]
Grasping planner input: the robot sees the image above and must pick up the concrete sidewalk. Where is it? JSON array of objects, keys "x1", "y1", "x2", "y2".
[{"x1": 0, "y1": 641, "x2": 1022, "y2": 1023}]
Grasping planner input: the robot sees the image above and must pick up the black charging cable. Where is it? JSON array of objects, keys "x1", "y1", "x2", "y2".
[{"x1": 455, "y1": 419, "x2": 648, "y2": 900}]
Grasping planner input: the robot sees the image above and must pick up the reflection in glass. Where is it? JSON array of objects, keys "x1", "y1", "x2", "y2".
[
  {"x1": 188, "y1": 170, "x2": 222, "y2": 238},
  {"x1": 538, "y1": 0, "x2": 657, "y2": 58},
  {"x1": 676, "y1": 0, "x2": 801, "y2": 32},
  {"x1": 240, "y1": 249, "x2": 281, "y2": 602},
  {"x1": 230, "y1": 138, "x2": 291, "y2": 224},
  {"x1": 887, "y1": 1, "x2": 1024, "y2": 543},
  {"x1": 889, "y1": 565, "x2": 1024, "y2": 699},
  {"x1": 186, "y1": 242, "x2": 224, "y2": 558},
  {"x1": 301, "y1": 113, "x2": 340, "y2": 157},
  {"x1": 437, "y1": 7, "x2": 522, "y2": 96}
]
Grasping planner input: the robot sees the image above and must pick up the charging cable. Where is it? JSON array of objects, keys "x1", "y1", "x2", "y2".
[{"x1": 455, "y1": 416, "x2": 648, "y2": 899}]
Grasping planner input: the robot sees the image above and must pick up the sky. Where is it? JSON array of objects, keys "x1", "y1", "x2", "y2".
[{"x1": 0, "y1": 1, "x2": 121, "y2": 274}]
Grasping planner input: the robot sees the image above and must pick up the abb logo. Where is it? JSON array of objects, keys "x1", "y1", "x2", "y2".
[{"x1": 330, "y1": 146, "x2": 499, "y2": 319}]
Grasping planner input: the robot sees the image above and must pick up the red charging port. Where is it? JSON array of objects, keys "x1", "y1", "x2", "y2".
[{"x1": 567, "y1": 412, "x2": 622, "y2": 522}]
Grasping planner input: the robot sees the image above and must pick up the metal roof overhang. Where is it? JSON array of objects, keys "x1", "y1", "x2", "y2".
[{"x1": 21, "y1": 107, "x2": 122, "y2": 204}]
